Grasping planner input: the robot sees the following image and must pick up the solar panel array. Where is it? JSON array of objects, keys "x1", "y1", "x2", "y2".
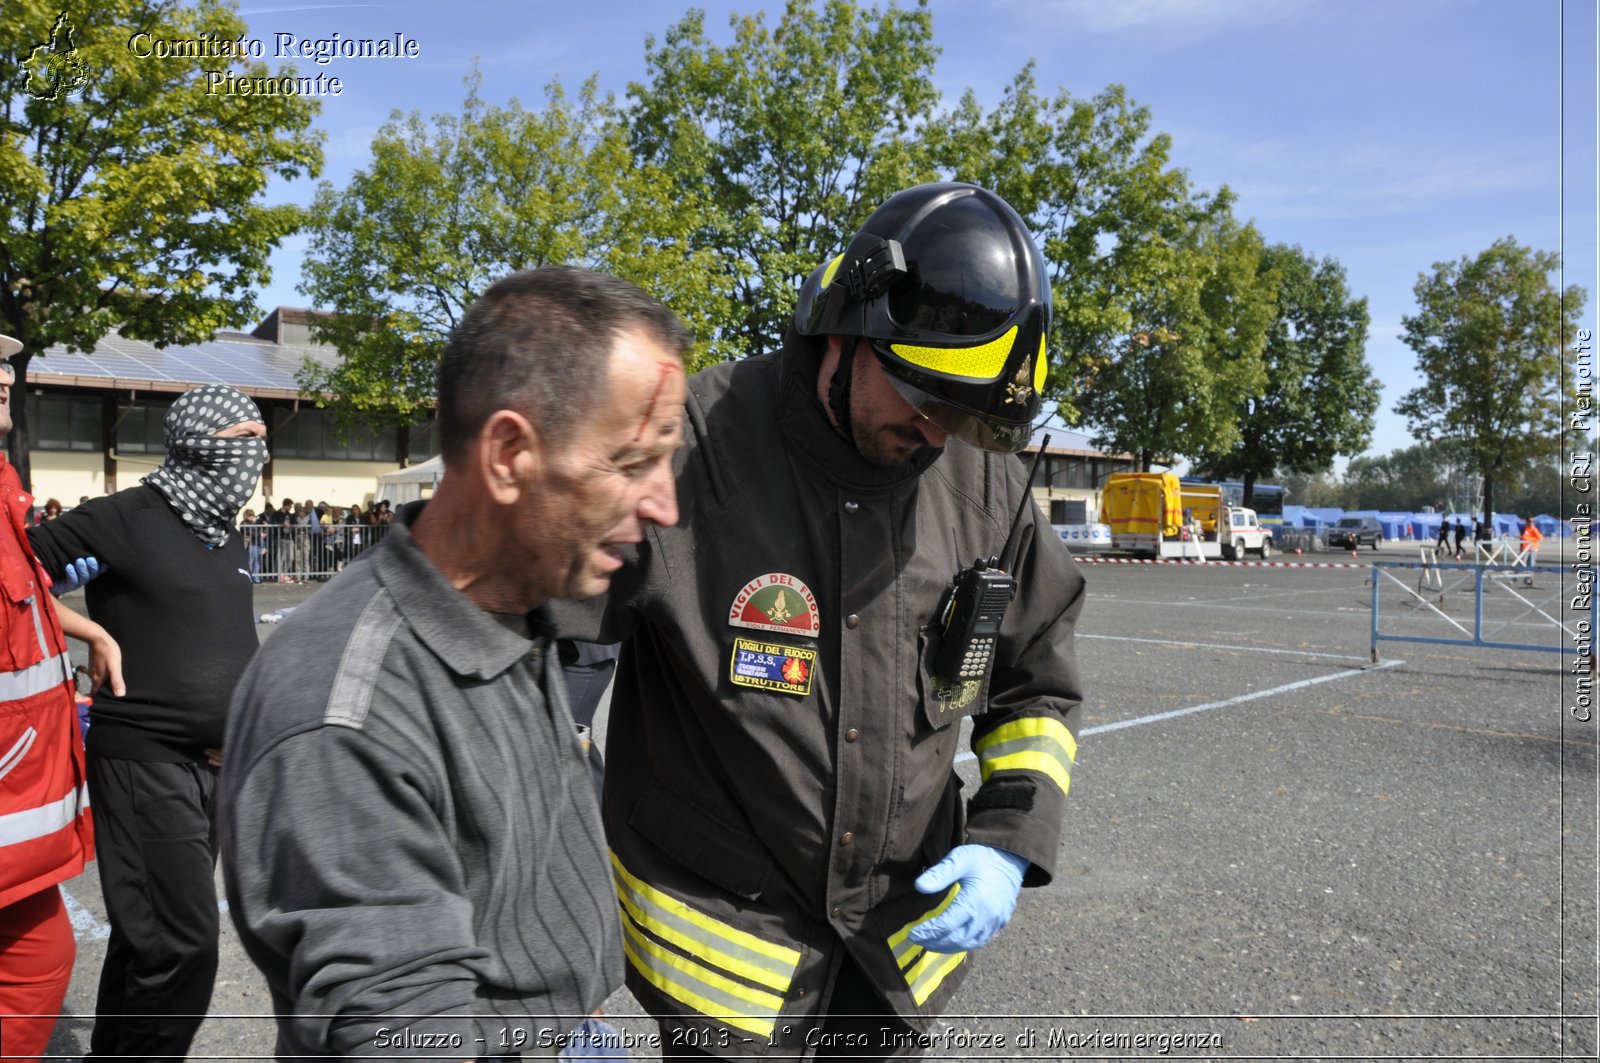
[{"x1": 30, "y1": 330, "x2": 342, "y2": 393}]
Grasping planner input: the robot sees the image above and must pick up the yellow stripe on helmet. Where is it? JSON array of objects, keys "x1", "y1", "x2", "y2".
[
  {"x1": 820, "y1": 253, "x2": 845, "y2": 290},
  {"x1": 1032, "y1": 334, "x2": 1048, "y2": 393},
  {"x1": 888, "y1": 326, "x2": 1017, "y2": 382}
]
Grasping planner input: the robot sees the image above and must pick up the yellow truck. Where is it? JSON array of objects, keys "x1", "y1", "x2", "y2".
[{"x1": 1102, "y1": 472, "x2": 1271, "y2": 560}]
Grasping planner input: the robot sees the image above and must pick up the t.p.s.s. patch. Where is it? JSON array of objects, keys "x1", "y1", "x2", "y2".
[{"x1": 729, "y1": 638, "x2": 816, "y2": 696}]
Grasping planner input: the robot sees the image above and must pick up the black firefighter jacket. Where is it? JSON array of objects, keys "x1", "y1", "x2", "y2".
[{"x1": 553, "y1": 335, "x2": 1086, "y2": 1055}]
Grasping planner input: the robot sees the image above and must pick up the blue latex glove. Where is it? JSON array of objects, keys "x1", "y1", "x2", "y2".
[
  {"x1": 908, "y1": 844, "x2": 1028, "y2": 953},
  {"x1": 51, "y1": 556, "x2": 104, "y2": 596},
  {"x1": 558, "y1": 1017, "x2": 630, "y2": 1060}
]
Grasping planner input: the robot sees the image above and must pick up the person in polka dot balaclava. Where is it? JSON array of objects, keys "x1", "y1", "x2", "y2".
[
  {"x1": 24, "y1": 383, "x2": 269, "y2": 1059},
  {"x1": 142, "y1": 385, "x2": 270, "y2": 547}
]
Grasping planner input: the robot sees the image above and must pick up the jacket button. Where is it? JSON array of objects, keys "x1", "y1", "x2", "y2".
[
  {"x1": 830, "y1": 906, "x2": 842, "y2": 919},
  {"x1": 844, "y1": 728, "x2": 860, "y2": 742},
  {"x1": 840, "y1": 831, "x2": 855, "y2": 846},
  {"x1": 845, "y1": 614, "x2": 860, "y2": 629},
  {"x1": 844, "y1": 500, "x2": 859, "y2": 513}
]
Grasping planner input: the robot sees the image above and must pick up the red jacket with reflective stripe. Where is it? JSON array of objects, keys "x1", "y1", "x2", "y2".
[{"x1": 0, "y1": 457, "x2": 92, "y2": 909}]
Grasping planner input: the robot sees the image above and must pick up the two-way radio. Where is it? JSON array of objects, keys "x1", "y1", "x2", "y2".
[{"x1": 929, "y1": 434, "x2": 1051, "y2": 684}]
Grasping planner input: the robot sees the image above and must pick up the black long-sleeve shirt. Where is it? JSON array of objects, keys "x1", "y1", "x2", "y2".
[{"x1": 28, "y1": 485, "x2": 258, "y2": 760}]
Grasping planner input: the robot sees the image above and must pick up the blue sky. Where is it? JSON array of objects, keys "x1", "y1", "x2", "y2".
[{"x1": 238, "y1": 0, "x2": 1598, "y2": 462}]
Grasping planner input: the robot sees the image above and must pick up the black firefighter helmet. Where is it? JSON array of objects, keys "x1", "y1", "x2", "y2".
[{"x1": 794, "y1": 181, "x2": 1050, "y2": 453}]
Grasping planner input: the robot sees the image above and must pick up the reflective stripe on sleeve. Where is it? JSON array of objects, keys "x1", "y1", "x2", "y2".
[
  {"x1": 886, "y1": 887, "x2": 967, "y2": 1006},
  {"x1": 973, "y1": 715, "x2": 1076, "y2": 795}
]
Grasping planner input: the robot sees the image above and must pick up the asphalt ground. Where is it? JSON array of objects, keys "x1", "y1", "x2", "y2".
[{"x1": 40, "y1": 539, "x2": 1599, "y2": 1061}]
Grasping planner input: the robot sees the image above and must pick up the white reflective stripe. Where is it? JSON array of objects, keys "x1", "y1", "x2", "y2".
[
  {"x1": 0, "y1": 653, "x2": 74, "y2": 702},
  {"x1": 27, "y1": 594, "x2": 48, "y2": 656},
  {"x1": 0, "y1": 782, "x2": 90, "y2": 847},
  {"x1": 0, "y1": 726, "x2": 38, "y2": 782}
]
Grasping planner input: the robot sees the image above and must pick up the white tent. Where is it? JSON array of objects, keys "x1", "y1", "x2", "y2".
[{"x1": 374, "y1": 454, "x2": 444, "y2": 506}]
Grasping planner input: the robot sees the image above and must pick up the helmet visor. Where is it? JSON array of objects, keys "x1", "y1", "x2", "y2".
[{"x1": 880, "y1": 365, "x2": 1033, "y2": 454}]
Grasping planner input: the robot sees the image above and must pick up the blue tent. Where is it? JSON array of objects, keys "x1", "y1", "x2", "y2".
[
  {"x1": 1533, "y1": 513, "x2": 1568, "y2": 538},
  {"x1": 1378, "y1": 512, "x2": 1415, "y2": 539}
]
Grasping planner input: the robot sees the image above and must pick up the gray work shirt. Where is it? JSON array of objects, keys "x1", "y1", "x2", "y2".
[{"x1": 221, "y1": 505, "x2": 622, "y2": 1058}]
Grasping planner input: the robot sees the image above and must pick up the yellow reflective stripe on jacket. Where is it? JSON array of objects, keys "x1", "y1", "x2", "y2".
[
  {"x1": 973, "y1": 715, "x2": 1076, "y2": 795},
  {"x1": 886, "y1": 886, "x2": 967, "y2": 1006},
  {"x1": 902, "y1": 948, "x2": 966, "y2": 1006},
  {"x1": 621, "y1": 914, "x2": 784, "y2": 1039},
  {"x1": 888, "y1": 326, "x2": 1017, "y2": 382},
  {"x1": 610, "y1": 854, "x2": 801, "y2": 991}
]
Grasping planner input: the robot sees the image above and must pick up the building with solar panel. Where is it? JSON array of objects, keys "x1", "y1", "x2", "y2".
[{"x1": 22, "y1": 308, "x2": 436, "y2": 511}]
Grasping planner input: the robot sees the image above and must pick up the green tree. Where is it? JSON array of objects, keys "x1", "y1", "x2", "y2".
[
  {"x1": 1076, "y1": 195, "x2": 1276, "y2": 470},
  {"x1": 1342, "y1": 439, "x2": 1469, "y2": 512},
  {"x1": 1277, "y1": 469, "x2": 1346, "y2": 509},
  {"x1": 1396, "y1": 237, "x2": 1586, "y2": 519},
  {"x1": 0, "y1": 0, "x2": 323, "y2": 489},
  {"x1": 299, "y1": 72, "x2": 723, "y2": 427},
  {"x1": 1192, "y1": 245, "x2": 1379, "y2": 506},
  {"x1": 932, "y1": 71, "x2": 1196, "y2": 424},
  {"x1": 626, "y1": 0, "x2": 943, "y2": 361}
]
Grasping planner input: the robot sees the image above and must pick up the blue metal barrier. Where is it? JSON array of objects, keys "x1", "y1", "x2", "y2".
[{"x1": 1368, "y1": 560, "x2": 1596, "y2": 663}]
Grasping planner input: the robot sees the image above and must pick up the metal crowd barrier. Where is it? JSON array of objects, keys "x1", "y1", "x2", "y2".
[
  {"x1": 239, "y1": 523, "x2": 392, "y2": 583},
  {"x1": 1369, "y1": 559, "x2": 1594, "y2": 663}
]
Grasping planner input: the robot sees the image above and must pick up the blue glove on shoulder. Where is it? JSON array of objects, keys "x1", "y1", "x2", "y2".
[
  {"x1": 51, "y1": 556, "x2": 103, "y2": 596},
  {"x1": 908, "y1": 844, "x2": 1028, "y2": 953}
]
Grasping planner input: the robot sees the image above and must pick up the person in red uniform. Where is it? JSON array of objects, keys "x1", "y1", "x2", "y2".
[{"x1": 0, "y1": 338, "x2": 123, "y2": 1059}]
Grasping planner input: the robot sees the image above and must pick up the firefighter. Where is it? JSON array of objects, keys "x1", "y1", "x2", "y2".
[{"x1": 555, "y1": 182, "x2": 1085, "y2": 1058}]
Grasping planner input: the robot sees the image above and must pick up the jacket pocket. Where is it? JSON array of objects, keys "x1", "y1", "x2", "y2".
[
  {"x1": 629, "y1": 775, "x2": 775, "y2": 900},
  {"x1": 915, "y1": 625, "x2": 990, "y2": 733}
]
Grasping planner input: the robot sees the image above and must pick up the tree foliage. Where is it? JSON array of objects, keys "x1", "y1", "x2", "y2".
[
  {"x1": 1396, "y1": 237, "x2": 1585, "y2": 518},
  {"x1": 1075, "y1": 195, "x2": 1275, "y2": 470},
  {"x1": 933, "y1": 70, "x2": 1196, "y2": 424},
  {"x1": 626, "y1": 0, "x2": 943, "y2": 362},
  {"x1": 1343, "y1": 439, "x2": 1470, "y2": 511},
  {"x1": 297, "y1": 0, "x2": 1324, "y2": 457},
  {"x1": 1192, "y1": 244, "x2": 1379, "y2": 505},
  {"x1": 0, "y1": 0, "x2": 323, "y2": 488},
  {"x1": 298, "y1": 71, "x2": 727, "y2": 426}
]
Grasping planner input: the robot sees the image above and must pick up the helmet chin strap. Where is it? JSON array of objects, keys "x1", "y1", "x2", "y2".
[{"x1": 826, "y1": 335, "x2": 860, "y2": 443}]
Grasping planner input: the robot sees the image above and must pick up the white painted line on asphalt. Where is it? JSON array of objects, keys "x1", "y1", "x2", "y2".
[
  {"x1": 60, "y1": 885, "x2": 110, "y2": 941},
  {"x1": 1078, "y1": 633, "x2": 1370, "y2": 663},
  {"x1": 62, "y1": 886, "x2": 231, "y2": 943},
  {"x1": 1078, "y1": 659, "x2": 1404, "y2": 737},
  {"x1": 954, "y1": 658, "x2": 1404, "y2": 766}
]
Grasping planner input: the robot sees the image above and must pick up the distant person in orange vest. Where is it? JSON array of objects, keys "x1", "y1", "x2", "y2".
[{"x1": 1520, "y1": 516, "x2": 1544, "y2": 565}]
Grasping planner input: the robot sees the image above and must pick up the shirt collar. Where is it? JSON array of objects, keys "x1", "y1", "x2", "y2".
[{"x1": 374, "y1": 502, "x2": 555, "y2": 680}]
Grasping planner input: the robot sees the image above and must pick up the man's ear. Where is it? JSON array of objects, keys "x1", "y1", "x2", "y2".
[{"x1": 478, "y1": 410, "x2": 540, "y2": 504}]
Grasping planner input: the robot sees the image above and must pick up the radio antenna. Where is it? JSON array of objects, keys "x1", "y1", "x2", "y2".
[{"x1": 998, "y1": 433, "x2": 1049, "y2": 573}]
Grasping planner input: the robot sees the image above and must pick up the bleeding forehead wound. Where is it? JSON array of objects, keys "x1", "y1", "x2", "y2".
[{"x1": 633, "y1": 361, "x2": 680, "y2": 442}]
